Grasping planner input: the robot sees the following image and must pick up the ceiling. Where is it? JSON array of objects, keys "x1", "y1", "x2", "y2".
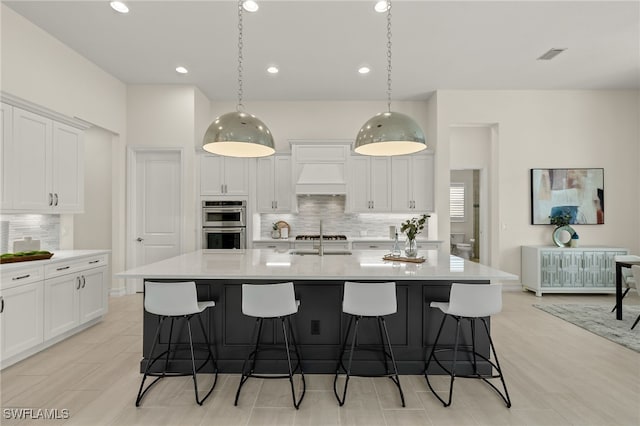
[{"x1": 5, "y1": 1, "x2": 639, "y2": 101}]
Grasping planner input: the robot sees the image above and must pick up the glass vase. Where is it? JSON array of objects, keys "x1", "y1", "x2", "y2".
[{"x1": 405, "y1": 239, "x2": 418, "y2": 258}]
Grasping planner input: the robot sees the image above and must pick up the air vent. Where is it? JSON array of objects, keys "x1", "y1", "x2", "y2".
[{"x1": 537, "y1": 48, "x2": 567, "y2": 60}]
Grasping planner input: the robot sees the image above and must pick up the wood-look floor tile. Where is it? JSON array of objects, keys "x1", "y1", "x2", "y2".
[
  {"x1": 292, "y1": 390, "x2": 340, "y2": 425},
  {"x1": 383, "y1": 409, "x2": 433, "y2": 426},
  {"x1": 247, "y1": 407, "x2": 296, "y2": 426}
]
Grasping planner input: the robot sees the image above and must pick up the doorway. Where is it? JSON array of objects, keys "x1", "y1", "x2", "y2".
[
  {"x1": 126, "y1": 148, "x2": 184, "y2": 293},
  {"x1": 450, "y1": 169, "x2": 481, "y2": 263}
]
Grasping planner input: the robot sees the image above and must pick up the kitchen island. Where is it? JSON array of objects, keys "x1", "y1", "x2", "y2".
[{"x1": 118, "y1": 249, "x2": 518, "y2": 375}]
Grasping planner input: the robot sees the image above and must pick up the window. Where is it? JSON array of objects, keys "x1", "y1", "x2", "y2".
[{"x1": 450, "y1": 183, "x2": 465, "y2": 221}]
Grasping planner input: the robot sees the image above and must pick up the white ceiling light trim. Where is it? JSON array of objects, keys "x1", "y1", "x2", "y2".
[
  {"x1": 202, "y1": 0, "x2": 275, "y2": 158},
  {"x1": 175, "y1": 66, "x2": 188, "y2": 74},
  {"x1": 267, "y1": 66, "x2": 279, "y2": 74},
  {"x1": 358, "y1": 66, "x2": 371, "y2": 74},
  {"x1": 242, "y1": 0, "x2": 259, "y2": 13},
  {"x1": 109, "y1": 1, "x2": 129, "y2": 14},
  {"x1": 374, "y1": 1, "x2": 389, "y2": 13}
]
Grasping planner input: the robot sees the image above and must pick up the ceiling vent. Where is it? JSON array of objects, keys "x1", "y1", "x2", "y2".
[{"x1": 537, "y1": 48, "x2": 567, "y2": 60}]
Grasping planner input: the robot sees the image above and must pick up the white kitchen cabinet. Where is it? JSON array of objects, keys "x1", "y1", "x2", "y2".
[
  {"x1": 200, "y1": 155, "x2": 249, "y2": 196},
  {"x1": 347, "y1": 156, "x2": 391, "y2": 212},
  {"x1": 521, "y1": 246, "x2": 628, "y2": 296},
  {"x1": 44, "y1": 258, "x2": 108, "y2": 340},
  {"x1": 1, "y1": 103, "x2": 13, "y2": 209},
  {"x1": 0, "y1": 280, "x2": 44, "y2": 361},
  {"x1": 256, "y1": 155, "x2": 292, "y2": 212},
  {"x1": 1, "y1": 105, "x2": 84, "y2": 213},
  {"x1": 391, "y1": 153, "x2": 434, "y2": 212}
]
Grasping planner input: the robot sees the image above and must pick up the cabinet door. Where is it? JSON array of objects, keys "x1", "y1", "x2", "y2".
[
  {"x1": 200, "y1": 155, "x2": 224, "y2": 195},
  {"x1": 79, "y1": 267, "x2": 107, "y2": 323},
  {"x1": 256, "y1": 157, "x2": 275, "y2": 212},
  {"x1": 223, "y1": 157, "x2": 248, "y2": 195},
  {"x1": 369, "y1": 157, "x2": 391, "y2": 211},
  {"x1": 11, "y1": 108, "x2": 52, "y2": 210},
  {"x1": 391, "y1": 156, "x2": 412, "y2": 211},
  {"x1": 348, "y1": 156, "x2": 371, "y2": 212},
  {"x1": 273, "y1": 156, "x2": 292, "y2": 211},
  {"x1": 52, "y1": 122, "x2": 84, "y2": 212},
  {"x1": 44, "y1": 274, "x2": 80, "y2": 340},
  {"x1": 1, "y1": 281, "x2": 44, "y2": 359},
  {"x1": 411, "y1": 154, "x2": 434, "y2": 212},
  {"x1": 1, "y1": 103, "x2": 13, "y2": 209},
  {"x1": 540, "y1": 251, "x2": 560, "y2": 287}
]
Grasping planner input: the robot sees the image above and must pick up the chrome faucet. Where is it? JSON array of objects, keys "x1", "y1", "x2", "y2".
[{"x1": 318, "y1": 220, "x2": 324, "y2": 256}]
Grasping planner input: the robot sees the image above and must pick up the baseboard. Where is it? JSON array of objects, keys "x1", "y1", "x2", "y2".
[{"x1": 110, "y1": 286, "x2": 127, "y2": 297}]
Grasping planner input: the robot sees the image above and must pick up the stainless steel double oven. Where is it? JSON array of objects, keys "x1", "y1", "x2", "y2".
[{"x1": 202, "y1": 200, "x2": 246, "y2": 249}]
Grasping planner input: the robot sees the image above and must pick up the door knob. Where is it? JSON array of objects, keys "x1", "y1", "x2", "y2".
[{"x1": 136, "y1": 237, "x2": 144, "y2": 242}]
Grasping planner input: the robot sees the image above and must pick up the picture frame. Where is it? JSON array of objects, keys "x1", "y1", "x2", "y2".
[{"x1": 530, "y1": 168, "x2": 604, "y2": 225}]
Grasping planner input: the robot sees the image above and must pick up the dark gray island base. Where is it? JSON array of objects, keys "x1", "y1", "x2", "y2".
[{"x1": 141, "y1": 278, "x2": 492, "y2": 375}]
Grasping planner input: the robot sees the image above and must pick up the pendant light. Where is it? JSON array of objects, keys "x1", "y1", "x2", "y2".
[
  {"x1": 354, "y1": 0, "x2": 426, "y2": 156},
  {"x1": 202, "y1": 0, "x2": 275, "y2": 158}
]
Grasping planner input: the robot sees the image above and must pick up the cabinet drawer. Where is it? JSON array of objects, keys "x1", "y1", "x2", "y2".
[
  {"x1": 45, "y1": 254, "x2": 108, "y2": 279},
  {"x1": 254, "y1": 241, "x2": 291, "y2": 249},
  {"x1": 1, "y1": 265, "x2": 44, "y2": 290},
  {"x1": 294, "y1": 241, "x2": 350, "y2": 250},
  {"x1": 352, "y1": 242, "x2": 390, "y2": 250}
]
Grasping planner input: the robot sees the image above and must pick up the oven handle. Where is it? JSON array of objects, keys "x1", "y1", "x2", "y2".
[
  {"x1": 204, "y1": 227, "x2": 246, "y2": 233},
  {"x1": 203, "y1": 207, "x2": 245, "y2": 213}
]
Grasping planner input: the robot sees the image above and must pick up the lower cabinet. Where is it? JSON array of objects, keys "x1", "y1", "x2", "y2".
[
  {"x1": 44, "y1": 266, "x2": 107, "y2": 340},
  {"x1": 521, "y1": 246, "x2": 628, "y2": 296},
  {"x1": 0, "y1": 281, "x2": 44, "y2": 360}
]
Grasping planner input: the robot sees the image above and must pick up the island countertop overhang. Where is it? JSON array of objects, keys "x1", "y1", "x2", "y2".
[{"x1": 116, "y1": 249, "x2": 518, "y2": 282}]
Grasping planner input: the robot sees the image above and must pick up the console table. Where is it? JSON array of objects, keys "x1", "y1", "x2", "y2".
[{"x1": 521, "y1": 246, "x2": 628, "y2": 296}]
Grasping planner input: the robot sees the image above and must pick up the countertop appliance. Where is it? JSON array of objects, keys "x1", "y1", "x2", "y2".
[{"x1": 202, "y1": 201, "x2": 246, "y2": 249}]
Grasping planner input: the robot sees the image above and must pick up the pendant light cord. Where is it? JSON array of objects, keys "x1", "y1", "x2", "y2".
[
  {"x1": 386, "y1": 1, "x2": 393, "y2": 113},
  {"x1": 237, "y1": 0, "x2": 244, "y2": 112}
]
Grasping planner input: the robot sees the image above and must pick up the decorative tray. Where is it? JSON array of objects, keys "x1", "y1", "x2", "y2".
[
  {"x1": 0, "y1": 253, "x2": 54, "y2": 264},
  {"x1": 382, "y1": 254, "x2": 426, "y2": 264},
  {"x1": 274, "y1": 220, "x2": 291, "y2": 235}
]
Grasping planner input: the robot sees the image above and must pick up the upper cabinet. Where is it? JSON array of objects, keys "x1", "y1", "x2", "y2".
[
  {"x1": 200, "y1": 155, "x2": 249, "y2": 196},
  {"x1": 391, "y1": 153, "x2": 434, "y2": 213},
  {"x1": 347, "y1": 156, "x2": 391, "y2": 212},
  {"x1": 1, "y1": 104, "x2": 84, "y2": 213},
  {"x1": 256, "y1": 155, "x2": 292, "y2": 213}
]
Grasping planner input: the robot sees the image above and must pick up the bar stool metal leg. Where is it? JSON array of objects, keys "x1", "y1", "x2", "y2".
[
  {"x1": 235, "y1": 317, "x2": 263, "y2": 406},
  {"x1": 282, "y1": 317, "x2": 305, "y2": 409},
  {"x1": 334, "y1": 315, "x2": 360, "y2": 406},
  {"x1": 136, "y1": 316, "x2": 165, "y2": 407},
  {"x1": 480, "y1": 318, "x2": 511, "y2": 407},
  {"x1": 379, "y1": 317, "x2": 405, "y2": 407}
]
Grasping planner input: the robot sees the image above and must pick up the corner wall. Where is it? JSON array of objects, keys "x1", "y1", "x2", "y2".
[{"x1": 436, "y1": 90, "x2": 640, "y2": 276}]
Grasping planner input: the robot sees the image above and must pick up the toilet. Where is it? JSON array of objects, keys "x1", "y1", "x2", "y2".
[{"x1": 451, "y1": 233, "x2": 472, "y2": 260}]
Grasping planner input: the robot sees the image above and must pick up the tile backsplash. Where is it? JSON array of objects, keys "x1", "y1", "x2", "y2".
[
  {"x1": 0, "y1": 214, "x2": 60, "y2": 252},
  {"x1": 260, "y1": 195, "x2": 428, "y2": 239}
]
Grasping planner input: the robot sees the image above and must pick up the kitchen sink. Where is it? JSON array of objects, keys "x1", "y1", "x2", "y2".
[{"x1": 290, "y1": 250, "x2": 352, "y2": 256}]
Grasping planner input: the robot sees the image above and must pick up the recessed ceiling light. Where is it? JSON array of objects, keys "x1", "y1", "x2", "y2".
[
  {"x1": 374, "y1": 1, "x2": 389, "y2": 13},
  {"x1": 358, "y1": 66, "x2": 371, "y2": 74},
  {"x1": 110, "y1": 1, "x2": 129, "y2": 14},
  {"x1": 242, "y1": 1, "x2": 259, "y2": 13},
  {"x1": 175, "y1": 66, "x2": 188, "y2": 74},
  {"x1": 267, "y1": 66, "x2": 279, "y2": 74}
]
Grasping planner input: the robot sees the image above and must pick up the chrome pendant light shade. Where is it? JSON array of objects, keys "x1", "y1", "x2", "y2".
[
  {"x1": 355, "y1": 0, "x2": 426, "y2": 156},
  {"x1": 203, "y1": 111, "x2": 275, "y2": 158},
  {"x1": 355, "y1": 111, "x2": 425, "y2": 156},
  {"x1": 202, "y1": 0, "x2": 275, "y2": 158}
]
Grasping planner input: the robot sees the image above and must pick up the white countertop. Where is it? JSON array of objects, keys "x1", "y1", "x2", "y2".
[
  {"x1": 0, "y1": 250, "x2": 110, "y2": 273},
  {"x1": 116, "y1": 249, "x2": 517, "y2": 281}
]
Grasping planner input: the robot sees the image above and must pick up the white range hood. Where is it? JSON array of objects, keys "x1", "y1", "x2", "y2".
[{"x1": 291, "y1": 140, "x2": 350, "y2": 195}]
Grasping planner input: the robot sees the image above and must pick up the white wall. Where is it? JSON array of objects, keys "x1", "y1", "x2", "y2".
[
  {"x1": 435, "y1": 90, "x2": 640, "y2": 276},
  {"x1": 126, "y1": 85, "x2": 201, "y2": 256},
  {"x1": 1, "y1": 5, "x2": 127, "y2": 291}
]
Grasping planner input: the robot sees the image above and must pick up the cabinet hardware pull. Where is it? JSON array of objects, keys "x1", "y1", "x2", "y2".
[
  {"x1": 56, "y1": 266, "x2": 70, "y2": 271},
  {"x1": 54, "y1": 193, "x2": 59, "y2": 206},
  {"x1": 274, "y1": 201, "x2": 277, "y2": 209},
  {"x1": 370, "y1": 245, "x2": 379, "y2": 248},
  {"x1": 49, "y1": 193, "x2": 53, "y2": 206},
  {"x1": 81, "y1": 276, "x2": 86, "y2": 288},
  {"x1": 12, "y1": 274, "x2": 30, "y2": 280},
  {"x1": 136, "y1": 237, "x2": 144, "y2": 242},
  {"x1": 1, "y1": 296, "x2": 4, "y2": 313},
  {"x1": 268, "y1": 245, "x2": 276, "y2": 248},
  {"x1": 76, "y1": 277, "x2": 81, "y2": 290},
  {"x1": 89, "y1": 260, "x2": 100, "y2": 264}
]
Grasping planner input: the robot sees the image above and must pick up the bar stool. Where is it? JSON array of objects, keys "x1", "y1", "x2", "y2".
[
  {"x1": 234, "y1": 282, "x2": 306, "y2": 409},
  {"x1": 136, "y1": 281, "x2": 218, "y2": 407},
  {"x1": 424, "y1": 283, "x2": 511, "y2": 408},
  {"x1": 334, "y1": 281, "x2": 405, "y2": 407}
]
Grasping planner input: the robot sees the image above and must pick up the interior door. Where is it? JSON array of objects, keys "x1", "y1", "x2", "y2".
[{"x1": 130, "y1": 150, "x2": 182, "y2": 292}]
